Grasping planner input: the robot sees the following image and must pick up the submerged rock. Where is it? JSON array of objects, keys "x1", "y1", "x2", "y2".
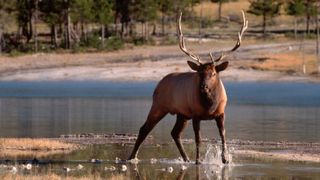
[
  {"x1": 121, "y1": 165, "x2": 127, "y2": 172},
  {"x1": 22, "y1": 163, "x2": 32, "y2": 170},
  {"x1": 63, "y1": 167, "x2": 71, "y2": 172},
  {"x1": 181, "y1": 165, "x2": 187, "y2": 171},
  {"x1": 165, "y1": 167, "x2": 173, "y2": 173},
  {"x1": 10, "y1": 167, "x2": 17, "y2": 174},
  {"x1": 76, "y1": 164, "x2": 84, "y2": 170},
  {"x1": 150, "y1": 158, "x2": 157, "y2": 164},
  {"x1": 104, "y1": 166, "x2": 116, "y2": 171}
]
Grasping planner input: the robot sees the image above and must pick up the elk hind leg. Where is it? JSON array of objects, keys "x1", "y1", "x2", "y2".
[
  {"x1": 171, "y1": 114, "x2": 189, "y2": 162},
  {"x1": 128, "y1": 106, "x2": 167, "y2": 160}
]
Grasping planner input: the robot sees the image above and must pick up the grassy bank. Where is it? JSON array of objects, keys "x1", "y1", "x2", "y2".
[{"x1": 0, "y1": 138, "x2": 79, "y2": 158}]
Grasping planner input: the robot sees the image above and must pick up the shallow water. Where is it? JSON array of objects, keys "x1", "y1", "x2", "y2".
[
  {"x1": 0, "y1": 81, "x2": 319, "y2": 142},
  {"x1": 0, "y1": 81, "x2": 320, "y2": 178},
  {"x1": 1, "y1": 143, "x2": 320, "y2": 179}
]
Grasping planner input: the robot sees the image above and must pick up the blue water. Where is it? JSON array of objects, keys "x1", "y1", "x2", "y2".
[
  {"x1": 0, "y1": 81, "x2": 319, "y2": 142},
  {"x1": 1, "y1": 81, "x2": 320, "y2": 106}
]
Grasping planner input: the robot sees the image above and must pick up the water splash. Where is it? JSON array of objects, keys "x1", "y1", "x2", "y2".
[
  {"x1": 203, "y1": 144, "x2": 233, "y2": 166},
  {"x1": 158, "y1": 157, "x2": 192, "y2": 164},
  {"x1": 202, "y1": 144, "x2": 233, "y2": 180}
]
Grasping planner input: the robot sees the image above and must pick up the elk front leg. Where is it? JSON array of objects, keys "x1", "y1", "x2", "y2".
[
  {"x1": 192, "y1": 119, "x2": 201, "y2": 164},
  {"x1": 215, "y1": 113, "x2": 228, "y2": 164},
  {"x1": 171, "y1": 114, "x2": 189, "y2": 162},
  {"x1": 128, "y1": 107, "x2": 167, "y2": 160}
]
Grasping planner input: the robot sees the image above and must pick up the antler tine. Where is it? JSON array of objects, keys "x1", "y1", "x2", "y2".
[
  {"x1": 211, "y1": 10, "x2": 248, "y2": 63},
  {"x1": 209, "y1": 52, "x2": 226, "y2": 63},
  {"x1": 177, "y1": 12, "x2": 201, "y2": 63}
]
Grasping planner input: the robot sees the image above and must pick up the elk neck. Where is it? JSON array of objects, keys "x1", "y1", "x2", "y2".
[{"x1": 198, "y1": 73, "x2": 222, "y2": 110}]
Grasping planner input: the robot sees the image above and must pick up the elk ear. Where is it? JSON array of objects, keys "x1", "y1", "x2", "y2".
[
  {"x1": 215, "y1": 61, "x2": 229, "y2": 72},
  {"x1": 187, "y1": 61, "x2": 201, "y2": 71}
]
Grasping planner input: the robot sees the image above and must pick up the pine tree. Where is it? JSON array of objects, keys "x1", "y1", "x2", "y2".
[
  {"x1": 157, "y1": 0, "x2": 174, "y2": 35},
  {"x1": 71, "y1": 0, "x2": 94, "y2": 43},
  {"x1": 39, "y1": 0, "x2": 65, "y2": 48},
  {"x1": 0, "y1": 0, "x2": 16, "y2": 53},
  {"x1": 16, "y1": 0, "x2": 35, "y2": 43},
  {"x1": 247, "y1": 0, "x2": 282, "y2": 36},
  {"x1": 304, "y1": 0, "x2": 317, "y2": 35},
  {"x1": 115, "y1": 0, "x2": 131, "y2": 37},
  {"x1": 211, "y1": 0, "x2": 238, "y2": 21},
  {"x1": 93, "y1": 0, "x2": 113, "y2": 48},
  {"x1": 286, "y1": 0, "x2": 305, "y2": 38},
  {"x1": 131, "y1": 0, "x2": 158, "y2": 40}
]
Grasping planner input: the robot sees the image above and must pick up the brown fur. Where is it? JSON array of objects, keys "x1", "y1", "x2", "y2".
[
  {"x1": 128, "y1": 62, "x2": 229, "y2": 164},
  {"x1": 128, "y1": 10, "x2": 247, "y2": 164}
]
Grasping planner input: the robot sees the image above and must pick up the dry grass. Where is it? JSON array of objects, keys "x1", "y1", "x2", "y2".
[
  {"x1": 194, "y1": 0, "x2": 296, "y2": 28},
  {"x1": 0, "y1": 138, "x2": 79, "y2": 158},
  {"x1": 251, "y1": 52, "x2": 318, "y2": 74},
  {"x1": 0, "y1": 173, "x2": 127, "y2": 180},
  {"x1": 236, "y1": 150, "x2": 320, "y2": 163},
  {"x1": 194, "y1": 0, "x2": 250, "y2": 19}
]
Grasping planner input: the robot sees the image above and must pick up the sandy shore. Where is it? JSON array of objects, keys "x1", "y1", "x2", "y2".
[{"x1": 0, "y1": 41, "x2": 318, "y2": 83}]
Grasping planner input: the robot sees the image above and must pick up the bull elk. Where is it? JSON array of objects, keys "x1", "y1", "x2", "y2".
[{"x1": 128, "y1": 11, "x2": 248, "y2": 164}]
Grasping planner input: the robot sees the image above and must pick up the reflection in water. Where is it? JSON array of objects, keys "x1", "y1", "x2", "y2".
[
  {"x1": 1, "y1": 143, "x2": 320, "y2": 179},
  {"x1": 0, "y1": 81, "x2": 319, "y2": 142}
]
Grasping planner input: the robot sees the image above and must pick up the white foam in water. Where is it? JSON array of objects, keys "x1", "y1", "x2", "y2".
[
  {"x1": 202, "y1": 144, "x2": 234, "y2": 179},
  {"x1": 158, "y1": 157, "x2": 193, "y2": 164},
  {"x1": 203, "y1": 144, "x2": 233, "y2": 166}
]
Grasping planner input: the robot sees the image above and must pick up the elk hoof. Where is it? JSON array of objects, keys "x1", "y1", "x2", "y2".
[
  {"x1": 222, "y1": 158, "x2": 229, "y2": 164},
  {"x1": 195, "y1": 159, "x2": 202, "y2": 165},
  {"x1": 221, "y1": 154, "x2": 229, "y2": 164},
  {"x1": 184, "y1": 159, "x2": 190, "y2": 163}
]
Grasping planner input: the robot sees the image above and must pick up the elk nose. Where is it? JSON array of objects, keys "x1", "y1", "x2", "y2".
[
  {"x1": 201, "y1": 84, "x2": 209, "y2": 91},
  {"x1": 203, "y1": 85, "x2": 209, "y2": 89}
]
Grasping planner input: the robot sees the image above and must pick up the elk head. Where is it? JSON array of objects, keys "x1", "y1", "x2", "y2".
[{"x1": 177, "y1": 11, "x2": 248, "y2": 104}]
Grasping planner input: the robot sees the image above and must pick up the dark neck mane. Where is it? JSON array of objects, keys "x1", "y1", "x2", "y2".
[{"x1": 199, "y1": 74, "x2": 220, "y2": 109}]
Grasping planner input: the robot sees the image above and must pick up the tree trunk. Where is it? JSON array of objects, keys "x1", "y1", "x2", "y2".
[
  {"x1": 28, "y1": 15, "x2": 33, "y2": 42},
  {"x1": 294, "y1": 17, "x2": 297, "y2": 39},
  {"x1": 161, "y1": 12, "x2": 165, "y2": 35},
  {"x1": 141, "y1": 22, "x2": 144, "y2": 39},
  {"x1": 81, "y1": 22, "x2": 88, "y2": 43},
  {"x1": 121, "y1": 22, "x2": 124, "y2": 39},
  {"x1": 101, "y1": 24, "x2": 105, "y2": 48},
  {"x1": 34, "y1": 0, "x2": 38, "y2": 52},
  {"x1": 316, "y1": 6, "x2": 320, "y2": 73},
  {"x1": 145, "y1": 23, "x2": 149, "y2": 41},
  {"x1": 263, "y1": 13, "x2": 267, "y2": 36},
  {"x1": 301, "y1": 29, "x2": 306, "y2": 74},
  {"x1": 0, "y1": 26, "x2": 2, "y2": 54},
  {"x1": 152, "y1": 22, "x2": 156, "y2": 35},
  {"x1": 306, "y1": 14, "x2": 311, "y2": 35},
  {"x1": 53, "y1": 25, "x2": 58, "y2": 48},
  {"x1": 66, "y1": 5, "x2": 71, "y2": 49},
  {"x1": 114, "y1": 12, "x2": 119, "y2": 36},
  {"x1": 199, "y1": 3, "x2": 203, "y2": 41},
  {"x1": 218, "y1": 1, "x2": 222, "y2": 21}
]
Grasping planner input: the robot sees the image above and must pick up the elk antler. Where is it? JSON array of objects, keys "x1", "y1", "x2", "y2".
[
  {"x1": 210, "y1": 10, "x2": 248, "y2": 63},
  {"x1": 177, "y1": 12, "x2": 201, "y2": 64}
]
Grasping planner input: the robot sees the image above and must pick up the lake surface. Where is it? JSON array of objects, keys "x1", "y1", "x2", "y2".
[
  {"x1": 1, "y1": 81, "x2": 320, "y2": 178},
  {"x1": 0, "y1": 81, "x2": 319, "y2": 142}
]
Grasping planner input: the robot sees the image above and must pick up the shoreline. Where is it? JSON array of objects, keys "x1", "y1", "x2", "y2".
[
  {"x1": 0, "y1": 41, "x2": 318, "y2": 83},
  {"x1": 0, "y1": 62, "x2": 318, "y2": 83},
  {"x1": 0, "y1": 135, "x2": 319, "y2": 163}
]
